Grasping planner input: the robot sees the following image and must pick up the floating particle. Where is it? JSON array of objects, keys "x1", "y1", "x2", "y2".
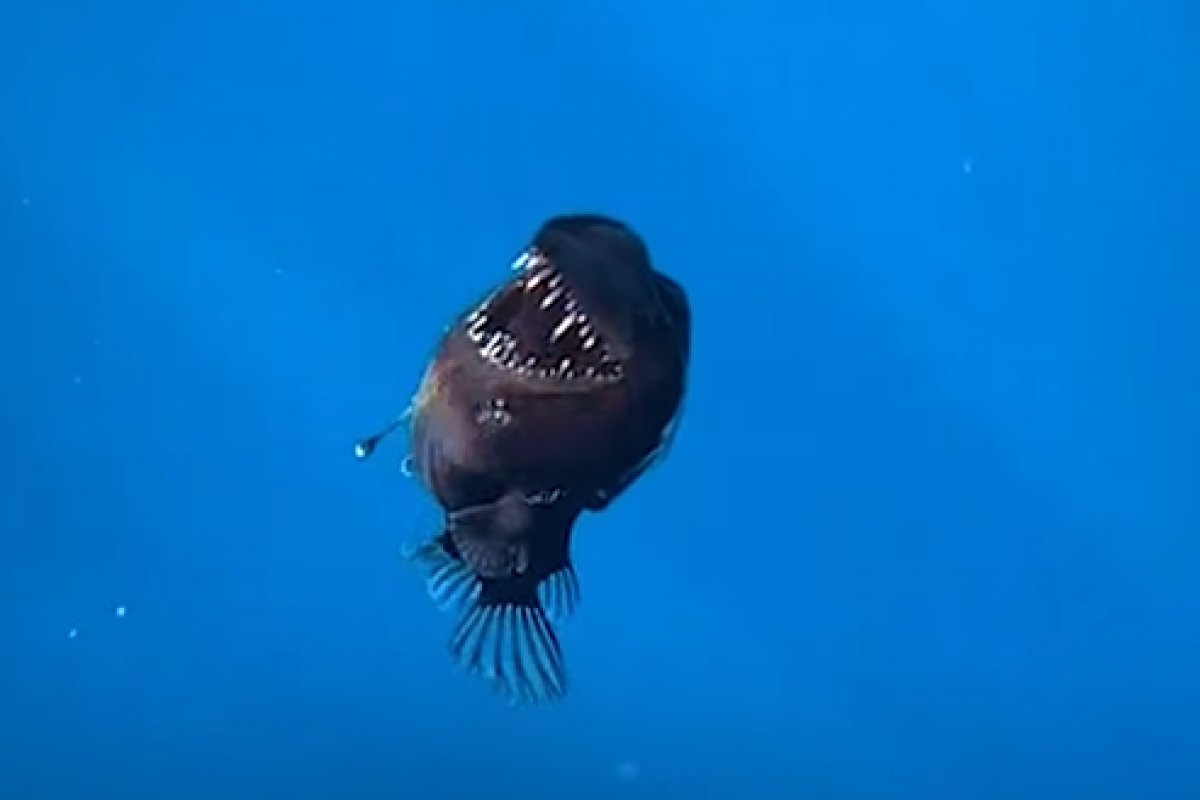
[
  {"x1": 67, "y1": 628, "x2": 79, "y2": 639},
  {"x1": 20, "y1": 197, "x2": 30, "y2": 207},
  {"x1": 961, "y1": 157, "x2": 974, "y2": 175},
  {"x1": 72, "y1": 375, "x2": 83, "y2": 385},
  {"x1": 114, "y1": 605, "x2": 127, "y2": 618}
]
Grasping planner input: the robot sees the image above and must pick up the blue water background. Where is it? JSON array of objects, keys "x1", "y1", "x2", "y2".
[{"x1": 2, "y1": 2, "x2": 1198, "y2": 798}]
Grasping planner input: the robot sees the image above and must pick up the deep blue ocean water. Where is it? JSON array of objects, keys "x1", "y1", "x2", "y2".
[{"x1": 2, "y1": 2, "x2": 1198, "y2": 798}]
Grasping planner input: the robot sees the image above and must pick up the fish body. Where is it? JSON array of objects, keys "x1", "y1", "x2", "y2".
[{"x1": 364, "y1": 214, "x2": 690, "y2": 704}]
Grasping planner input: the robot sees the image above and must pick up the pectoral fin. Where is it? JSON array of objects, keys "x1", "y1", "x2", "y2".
[{"x1": 446, "y1": 491, "x2": 534, "y2": 579}]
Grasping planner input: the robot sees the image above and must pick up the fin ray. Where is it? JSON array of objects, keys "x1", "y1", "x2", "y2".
[
  {"x1": 447, "y1": 588, "x2": 568, "y2": 705},
  {"x1": 537, "y1": 564, "x2": 581, "y2": 622},
  {"x1": 408, "y1": 537, "x2": 479, "y2": 611}
]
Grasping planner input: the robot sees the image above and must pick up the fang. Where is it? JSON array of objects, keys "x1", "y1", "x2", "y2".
[
  {"x1": 551, "y1": 314, "x2": 576, "y2": 342},
  {"x1": 526, "y1": 268, "x2": 555, "y2": 290}
]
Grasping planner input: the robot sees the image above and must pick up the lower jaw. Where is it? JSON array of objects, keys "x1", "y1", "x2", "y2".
[{"x1": 483, "y1": 359, "x2": 615, "y2": 393}]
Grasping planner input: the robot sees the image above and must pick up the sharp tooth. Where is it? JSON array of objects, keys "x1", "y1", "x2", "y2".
[
  {"x1": 551, "y1": 314, "x2": 576, "y2": 342},
  {"x1": 560, "y1": 357, "x2": 572, "y2": 372},
  {"x1": 582, "y1": 335, "x2": 597, "y2": 350},
  {"x1": 548, "y1": 274, "x2": 563, "y2": 289},
  {"x1": 526, "y1": 268, "x2": 554, "y2": 290},
  {"x1": 482, "y1": 332, "x2": 505, "y2": 358},
  {"x1": 510, "y1": 251, "x2": 531, "y2": 271},
  {"x1": 541, "y1": 286, "x2": 565, "y2": 310}
]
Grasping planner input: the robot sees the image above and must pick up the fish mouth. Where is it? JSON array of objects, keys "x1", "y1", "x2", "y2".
[{"x1": 464, "y1": 247, "x2": 624, "y2": 385}]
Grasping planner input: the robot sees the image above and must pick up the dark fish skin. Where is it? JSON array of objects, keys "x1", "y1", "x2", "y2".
[{"x1": 361, "y1": 214, "x2": 689, "y2": 705}]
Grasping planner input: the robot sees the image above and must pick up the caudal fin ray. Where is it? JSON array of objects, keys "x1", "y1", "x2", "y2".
[
  {"x1": 537, "y1": 564, "x2": 581, "y2": 622},
  {"x1": 447, "y1": 591, "x2": 567, "y2": 705}
]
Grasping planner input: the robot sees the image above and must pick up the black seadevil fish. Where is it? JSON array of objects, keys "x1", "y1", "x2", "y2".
[{"x1": 356, "y1": 214, "x2": 690, "y2": 704}]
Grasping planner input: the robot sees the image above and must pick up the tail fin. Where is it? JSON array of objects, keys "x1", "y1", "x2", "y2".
[
  {"x1": 451, "y1": 576, "x2": 568, "y2": 704},
  {"x1": 407, "y1": 531, "x2": 580, "y2": 706}
]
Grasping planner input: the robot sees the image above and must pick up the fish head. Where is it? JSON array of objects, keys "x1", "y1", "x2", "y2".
[{"x1": 411, "y1": 214, "x2": 690, "y2": 509}]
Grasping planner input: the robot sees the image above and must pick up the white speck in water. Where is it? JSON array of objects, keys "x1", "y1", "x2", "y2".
[
  {"x1": 273, "y1": 267, "x2": 284, "y2": 276},
  {"x1": 71, "y1": 375, "x2": 83, "y2": 385},
  {"x1": 67, "y1": 628, "x2": 79, "y2": 639},
  {"x1": 21, "y1": 197, "x2": 30, "y2": 207},
  {"x1": 615, "y1": 760, "x2": 641, "y2": 782},
  {"x1": 114, "y1": 605, "x2": 127, "y2": 618},
  {"x1": 961, "y1": 157, "x2": 974, "y2": 175}
]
